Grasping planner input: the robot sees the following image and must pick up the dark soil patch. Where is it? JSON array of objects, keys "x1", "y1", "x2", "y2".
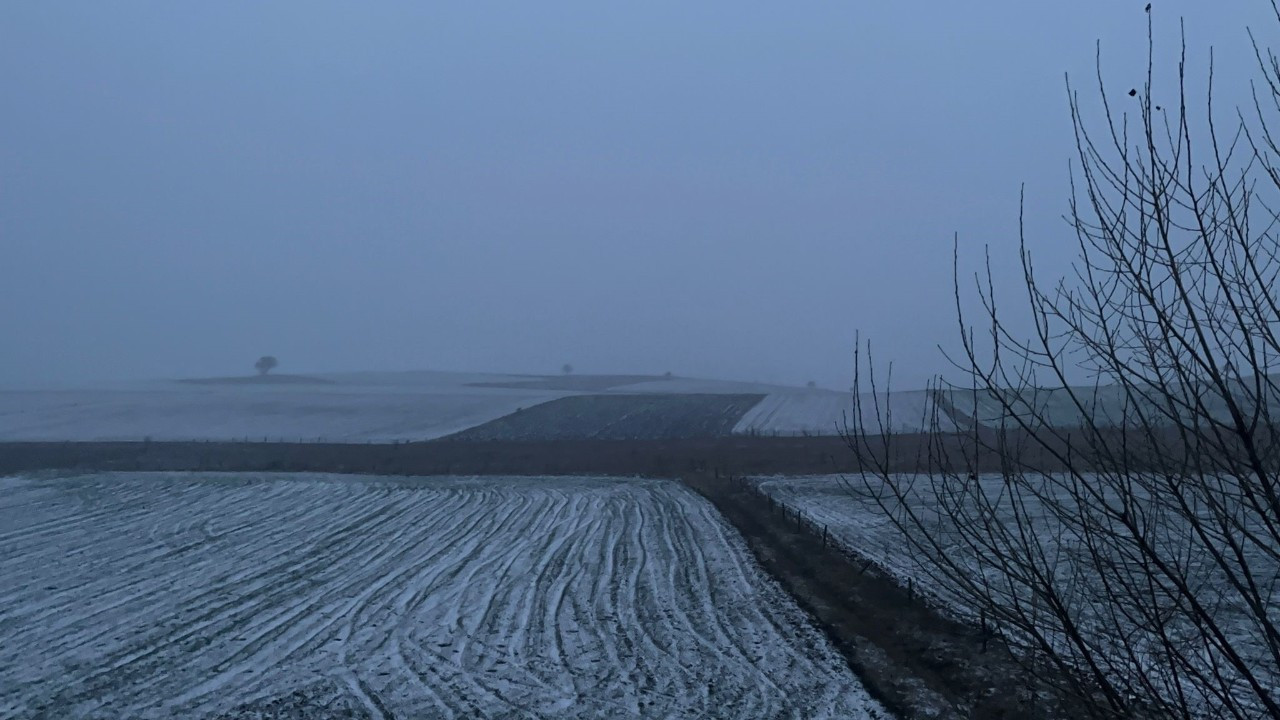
[
  {"x1": 0, "y1": 436, "x2": 856, "y2": 477},
  {"x1": 0, "y1": 428, "x2": 1134, "y2": 479},
  {"x1": 0, "y1": 430, "x2": 1099, "y2": 479},
  {"x1": 443, "y1": 393, "x2": 765, "y2": 441}
]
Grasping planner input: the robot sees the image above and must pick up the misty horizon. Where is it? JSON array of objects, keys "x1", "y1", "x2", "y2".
[
  {"x1": 3, "y1": 2, "x2": 1270, "y2": 392},
  {"x1": 6, "y1": 6, "x2": 1280, "y2": 717}
]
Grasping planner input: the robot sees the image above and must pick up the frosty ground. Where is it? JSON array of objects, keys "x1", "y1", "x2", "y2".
[
  {"x1": 0, "y1": 371, "x2": 955, "y2": 443},
  {"x1": 753, "y1": 473, "x2": 1280, "y2": 705},
  {"x1": 0, "y1": 472, "x2": 888, "y2": 719}
]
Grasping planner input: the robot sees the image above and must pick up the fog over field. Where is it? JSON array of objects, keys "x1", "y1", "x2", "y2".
[
  {"x1": 1, "y1": 1, "x2": 1269, "y2": 391},
  {"x1": 6, "y1": 3, "x2": 1280, "y2": 719}
]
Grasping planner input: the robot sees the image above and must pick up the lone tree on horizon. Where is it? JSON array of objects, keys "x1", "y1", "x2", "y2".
[
  {"x1": 254, "y1": 356, "x2": 278, "y2": 376},
  {"x1": 561, "y1": 363, "x2": 573, "y2": 375}
]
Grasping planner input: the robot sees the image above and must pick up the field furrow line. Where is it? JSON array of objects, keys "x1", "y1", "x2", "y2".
[{"x1": 1, "y1": 472, "x2": 888, "y2": 719}]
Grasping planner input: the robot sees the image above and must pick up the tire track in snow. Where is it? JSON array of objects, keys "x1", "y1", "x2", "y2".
[{"x1": 0, "y1": 472, "x2": 889, "y2": 719}]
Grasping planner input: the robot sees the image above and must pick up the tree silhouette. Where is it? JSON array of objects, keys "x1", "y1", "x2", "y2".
[
  {"x1": 847, "y1": 10, "x2": 1280, "y2": 716},
  {"x1": 255, "y1": 356, "x2": 278, "y2": 376}
]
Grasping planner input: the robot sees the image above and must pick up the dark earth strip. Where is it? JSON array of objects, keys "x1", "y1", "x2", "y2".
[
  {"x1": 0, "y1": 436, "x2": 855, "y2": 478},
  {"x1": 685, "y1": 472, "x2": 1092, "y2": 720},
  {"x1": 442, "y1": 393, "x2": 766, "y2": 442},
  {"x1": 0, "y1": 429, "x2": 1108, "y2": 479}
]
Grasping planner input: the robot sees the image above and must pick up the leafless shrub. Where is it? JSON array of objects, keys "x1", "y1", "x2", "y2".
[{"x1": 847, "y1": 7, "x2": 1280, "y2": 718}]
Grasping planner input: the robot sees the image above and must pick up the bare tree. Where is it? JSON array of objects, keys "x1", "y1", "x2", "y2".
[
  {"x1": 847, "y1": 8, "x2": 1280, "y2": 719},
  {"x1": 255, "y1": 356, "x2": 278, "y2": 376}
]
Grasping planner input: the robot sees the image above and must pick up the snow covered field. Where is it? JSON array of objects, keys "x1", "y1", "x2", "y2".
[
  {"x1": 0, "y1": 373, "x2": 568, "y2": 442},
  {"x1": 615, "y1": 378, "x2": 956, "y2": 437},
  {"x1": 0, "y1": 370, "x2": 965, "y2": 442},
  {"x1": 734, "y1": 389, "x2": 953, "y2": 436},
  {"x1": 0, "y1": 372, "x2": 780, "y2": 443},
  {"x1": 753, "y1": 474, "x2": 1280, "y2": 713},
  {"x1": 752, "y1": 476, "x2": 919, "y2": 582},
  {"x1": 0, "y1": 472, "x2": 888, "y2": 719}
]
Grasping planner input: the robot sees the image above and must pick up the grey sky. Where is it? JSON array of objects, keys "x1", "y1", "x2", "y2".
[{"x1": 1, "y1": 2, "x2": 1269, "y2": 389}]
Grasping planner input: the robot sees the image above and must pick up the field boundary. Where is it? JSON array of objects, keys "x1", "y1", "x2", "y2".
[
  {"x1": 684, "y1": 471, "x2": 1085, "y2": 720},
  {"x1": 0, "y1": 437, "x2": 857, "y2": 477},
  {"x1": 0, "y1": 427, "x2": 1134, "y2": 478}
]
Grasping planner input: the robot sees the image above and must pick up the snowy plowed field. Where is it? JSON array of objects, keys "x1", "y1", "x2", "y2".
[
  {"x1": 733, "y1": 390, "x2": 955, "y2": 437},
  {"x1": 753, "y1": 474, "x2": 1280, "y2": 708},
  {"x1": 752, "y1": 475, "x2": 923, "y2": 584},
  {"x1": 0, "y1": 473, "x2": 886, "y2": 719}
]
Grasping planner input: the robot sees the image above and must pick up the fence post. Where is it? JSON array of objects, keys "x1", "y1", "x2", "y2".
[{"x1": 980, "y1": 608, "x2": 989, "y2": 653}]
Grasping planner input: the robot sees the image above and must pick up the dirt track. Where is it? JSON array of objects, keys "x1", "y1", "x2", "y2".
[
  {"x1": 685, "y1": 473, "x2": 1088, "y2": 720},
  {"x1": 0, "y1": 436, "x2": 861, "y2": 478},
  {"x1": 0, "y1": 423, "x2": 1119, "y2": 480}
]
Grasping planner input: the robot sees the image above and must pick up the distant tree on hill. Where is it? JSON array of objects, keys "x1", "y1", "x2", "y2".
[
  {"x1": 664, "y1": 371, "x2": 674, "y2": 378},
  {"x1": 806, "y1": 380, "x2": 817, "y2": 388},
  {"x1": 561, "y1": 363, "x2": 573, "y2": 375},
  {"x1": 254, "y1": 356, "x2": 278, "y2": 376}
]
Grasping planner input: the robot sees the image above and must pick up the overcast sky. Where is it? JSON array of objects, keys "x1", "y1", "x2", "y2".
[{"x1": 1, "y1": 2, "x2": 1271, "y2": 389}]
